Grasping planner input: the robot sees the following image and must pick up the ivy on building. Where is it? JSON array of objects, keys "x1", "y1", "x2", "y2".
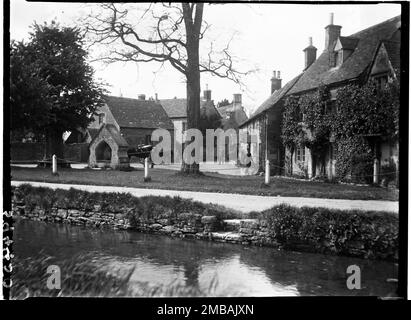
[{"x1": 281, "y1": 78, "x2": 400, "y2": 183}]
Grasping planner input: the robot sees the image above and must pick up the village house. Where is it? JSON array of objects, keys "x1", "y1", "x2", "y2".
[
  {"x1": 239, "y1": 14, "x2": 400, "y2": 181},
  {"x1": 215, "y1": 93, "x2": 249, "y2": 163},
  {"x1": 239, "y1": 71, "x2": 302, "y2": 174},
  {"x1": 159, "y1": 88, "x2": 221, "y2": 161},
  {"x1": 67, "y1": 95, "x2": 174, "y2": 169}
]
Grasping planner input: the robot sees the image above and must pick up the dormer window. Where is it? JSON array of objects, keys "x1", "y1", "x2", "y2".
[{"x1": 333, "y1": 36, "x2": 359, "y2": 67}]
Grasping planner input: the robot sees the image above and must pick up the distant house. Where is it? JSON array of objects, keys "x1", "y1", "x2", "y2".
[
  {"x1": 160, "y1": 89, "x2": 221, "y2": 146},
  {"x1": 239, "y1": 14, "x2": 400, "y2": 180},
  {"x1": 67, "y1": 95, "x2": 174, "y2": 169},
  {"x1": 217, "y1": 94, "x2": 248, "y2": 131}
]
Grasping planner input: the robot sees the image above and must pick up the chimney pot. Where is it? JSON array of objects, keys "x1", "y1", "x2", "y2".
[
  {"x1": 233, "y1": 93, "x2": 242, "y2": 106},
  {"x1": 324, "y1": 13, "x2": 341, "y2": 52},
  {"x1": 270, "y1": 71, "x2": 282, "y2": 94},
  {"x1": 203, "y1": 88, "x2": 212, "y2": 101},
  {"x1": 304, "y1": 37, "x2": 317, "y2": 70}
]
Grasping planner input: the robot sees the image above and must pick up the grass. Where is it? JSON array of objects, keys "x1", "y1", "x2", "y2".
[{"x1": 10, "y1": 166, "x2": 398, "y2": 201}]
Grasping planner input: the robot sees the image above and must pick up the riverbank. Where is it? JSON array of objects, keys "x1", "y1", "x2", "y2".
[{"x1": 12, "y1": 184, "x2": 398, "y2": 261}]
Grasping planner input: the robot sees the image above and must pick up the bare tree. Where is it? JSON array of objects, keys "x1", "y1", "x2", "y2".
[{"x1": 85, "y1": 3, "x2": 251, "y2": 174}]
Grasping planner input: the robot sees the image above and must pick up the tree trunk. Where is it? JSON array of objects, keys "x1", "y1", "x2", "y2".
[{"x1": 181, "y1": 8, "x2": 202, "y2": 175}]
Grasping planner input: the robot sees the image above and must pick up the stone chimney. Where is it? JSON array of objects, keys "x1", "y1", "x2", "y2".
[
  {"x1": 271, "y1": 70, "x2": 282, "y2": 94},
  {"x1": 325, "y1": 13, "x2": 341, "y2": 52},
  {"x1": 233, "y1": 93, "x2": 242, "y2": 106},
  {"x1": 155, "y1": 93, "x2": 158, "y2": 101},
  {"x1": 303, "y1": 37, "x2": 317, "y2": 70},
  {"x1": 203, "y1": 85, "x2": 212, "y2": 101},
  {"x1": 138, "y1": 94, "x2": 146, "y2": 100}
]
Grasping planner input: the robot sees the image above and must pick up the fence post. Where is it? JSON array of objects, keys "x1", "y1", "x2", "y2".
[
  {"x1": 144, "y1": 157, "x2": 151, "y2": 182},
  {"x1": 52, "y1": 154, "x2": 58, "y2": 176},
  {"x1": 373, "y1": 157, "x2": 379, "y2": 185},
  {"x1": 264, "y1": 159, "x2": 270, "y2": 185}
]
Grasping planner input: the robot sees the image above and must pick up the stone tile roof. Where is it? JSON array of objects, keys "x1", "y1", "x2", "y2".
[
  {"x1": 338, "y1": 36, "x2": 360, "y2": 50},
  {"x1": 383, "y1": 40, "x2": 401, "y2": 71},
  {"x1": 160, "y1": 98, "x2": 220, "y2": 119},
  {"x1": 240, "y1": 73, "x2": 303, "y2": 127},
  {"x1": 159, "y1": 98, "x2": 187, "y2": 118},
  {"x1": 288, "y1": 15, "x2": 401, "y2": 95},
  {"x1": 105, "y1": 96, "x2": 174, "y2": 129}
]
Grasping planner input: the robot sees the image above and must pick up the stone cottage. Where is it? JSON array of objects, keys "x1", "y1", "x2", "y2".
[{"x1": 239, "y1": 13, "x2": 400, "y2": 181}]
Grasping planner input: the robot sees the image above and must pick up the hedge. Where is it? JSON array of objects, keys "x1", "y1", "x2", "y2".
[{"x1": 259, "y1": 204, "x2": 398, "y2": 260}]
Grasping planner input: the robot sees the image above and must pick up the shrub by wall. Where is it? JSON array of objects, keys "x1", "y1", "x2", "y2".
[{"x1": 259, "y1": 204, "x2": 398, "y2": 260}]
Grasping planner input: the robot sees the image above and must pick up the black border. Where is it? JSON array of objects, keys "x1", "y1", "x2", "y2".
[{"x1": 2, "y1": 0, "x2": 409, "y2": 308}]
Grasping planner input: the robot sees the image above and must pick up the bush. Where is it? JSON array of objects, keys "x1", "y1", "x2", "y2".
[
  {"x1": 380, "y1": 160, "x2": 397, "y2": 187},
  {"x1": 259, "y1": 204, "x2": 398, "y2": 260}
]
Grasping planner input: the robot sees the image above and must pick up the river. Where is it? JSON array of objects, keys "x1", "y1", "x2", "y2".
[{"x1": 13, "y1": 219, "x2": 398, "y2": 297}]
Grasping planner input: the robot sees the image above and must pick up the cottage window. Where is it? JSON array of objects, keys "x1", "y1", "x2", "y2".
[
  {"x1": 326, "y1": 100, "x2": 337, "y2": 114},
  {"x1": 296, "y1": 146, "x2": 305, "y2": 162},
  {"x1": 374, "y1": 75, "x2": 388, "y2": 90},
  {"x1": 182, "y1": 121, "x2": 187, "y2": 133},
  {"x1": 145, "y1": 135, "x2": 151, "y2": 145}
]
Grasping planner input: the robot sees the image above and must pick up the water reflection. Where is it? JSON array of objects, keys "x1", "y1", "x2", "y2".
[{"x1": 14, "y1": 219, "x2": 397, "y2": 297}]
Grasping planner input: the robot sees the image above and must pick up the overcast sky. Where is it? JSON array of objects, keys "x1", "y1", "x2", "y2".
[{"x1": 10, "y1": 1, "x2": 401, "y2": 115}]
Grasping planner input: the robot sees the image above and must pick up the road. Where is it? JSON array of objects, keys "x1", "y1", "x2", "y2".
[{"x1": 11, "y1": 180, "x2": 398, "y2": 213}]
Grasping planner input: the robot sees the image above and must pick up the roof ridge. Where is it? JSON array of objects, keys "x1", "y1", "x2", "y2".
[{"x1": 349, "y1": 15, "x2": 400, "y2": 38}]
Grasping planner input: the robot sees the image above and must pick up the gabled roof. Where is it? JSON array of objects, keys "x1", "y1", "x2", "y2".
[
  {"x1": 217, "y1": 103, "x2": 248, "y2": 125},
  {"x1": 160, "y1": 98, "x2": 219, "y2": 119},
  {"x1": 105, "y1": 96, "x2": 174, "y2": 129},
  {"x1": 201, "y1": 100, "x2": 221, "y2": 119},
  {"x1": 336, "y1": 36, "x2": 359, "y2": 51},
  {"x1": 240, "y1": 73, "x2": 303, "y2": 127},
  {"x1": 90, "y1": 123, "x2": 129, "y2": 148},
  {"x1": 288, "y1": 15, "x2": 401, "y2": 95},
  {"x1": 382, "y1": 40, "x2": 401, "y2": 71}
]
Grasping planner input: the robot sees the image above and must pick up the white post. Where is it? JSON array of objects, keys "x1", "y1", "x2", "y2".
[
  {"x1": 52, "y1": 154, "x2": 58, "y2": 175},
  {"x1": 373, "y1": 158, "x2": 379, "y2": 185},
  {"x1": 265, "y1": 159, "x2": 270, "y2": 185},
  {"x1": 144, "y1": 157, "x2": 151, "y2": 182}
]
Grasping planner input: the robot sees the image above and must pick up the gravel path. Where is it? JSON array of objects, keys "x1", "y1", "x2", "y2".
[{"x1": 11, "y1": 180, "x2": 398, "y2": 213}]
